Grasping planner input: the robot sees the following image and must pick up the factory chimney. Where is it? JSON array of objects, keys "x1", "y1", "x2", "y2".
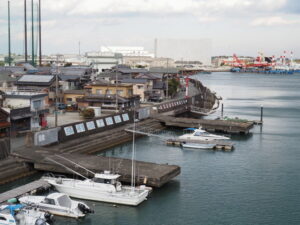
[{"x1": 38, "y1": 0, "x2": 42, "y2": 66}]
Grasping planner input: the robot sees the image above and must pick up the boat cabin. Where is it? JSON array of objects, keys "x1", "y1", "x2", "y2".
[
  {"x1": 92, "y1": 171, "x2": 121, "y2": 185},
  {"x1": 43, "y1": 193, "x2": 72, "y2": 208}
]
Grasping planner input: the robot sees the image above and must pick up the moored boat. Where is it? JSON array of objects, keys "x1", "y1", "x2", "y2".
[
  {"x1": 44, "y1": 171, "x2": 151, "y2": 206},
  {"x1": 19, "y1": 192, "x2": 93, "y2": 218},
  {"x1": 179, "y1": 128, "x2": 230, "y2": 141},
  {"x1": 0, "y1": 204, "x2": 53, "y2": 225}
]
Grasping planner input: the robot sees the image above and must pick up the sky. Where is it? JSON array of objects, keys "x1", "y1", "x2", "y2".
[{"x1": 0, "y1": 0, "x2": 300, "y2": 58}]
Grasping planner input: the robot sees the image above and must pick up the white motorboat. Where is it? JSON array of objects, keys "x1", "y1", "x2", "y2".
[
  {"x1": 19, "y1": 192, "x2": 93, "y2": 218},
  {"x1": 0, "y1": 204, "x2": 53, "y2": 225},
  {"x1": 44, "y1": 171, "x2": 151, "y2": 206},
  {"x1": 181, "y1": 142, "x2": 216, "y2": 149},
  {"x1": 179, "y1": 128, "x2": 230, "y2": 141}
]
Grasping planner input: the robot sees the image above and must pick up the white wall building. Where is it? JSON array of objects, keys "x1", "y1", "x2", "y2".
[{"x1": 100, "y1": 46, "x2": 154, "y2": 58}]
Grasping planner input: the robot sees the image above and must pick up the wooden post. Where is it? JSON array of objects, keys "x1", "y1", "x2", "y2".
[{"x1": 260, "y1": 105, "x2": 263, "y2": 124}]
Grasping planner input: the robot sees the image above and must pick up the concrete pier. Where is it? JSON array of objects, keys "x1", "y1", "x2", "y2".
[
  {"x1": 0, "y1": 179, "x2": 50, "y2": 204},
  {"x1": 154, "y1": 115, "x2": 254, "y2": 134},
  {"x1": 12, "y1": 150, "x2": 180, "y2": 188}
]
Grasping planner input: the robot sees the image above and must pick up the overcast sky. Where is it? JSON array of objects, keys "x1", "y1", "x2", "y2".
[{"x1": 0, "y1": 0, "x2": 299, "y2": 58}]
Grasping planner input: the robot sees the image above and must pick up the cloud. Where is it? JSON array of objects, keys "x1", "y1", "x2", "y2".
[
  {"x1": 250, "y1": 16, "x2": 300, "y2": 26},
  {"x1": 197, "y1": 16, "x2": 219, "y2": 23}
]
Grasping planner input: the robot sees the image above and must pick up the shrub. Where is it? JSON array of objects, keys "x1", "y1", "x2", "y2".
[{"x1": 80, "y1": 108, "x2": 95, "y2": 119}]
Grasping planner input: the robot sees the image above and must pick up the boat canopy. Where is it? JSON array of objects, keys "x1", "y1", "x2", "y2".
[
  {"x1": 183, "y1": 128, "x2": 196, "y2": 131},
  {"x1": 0, "y1": 204, "x2": 24, "y2": 216}
]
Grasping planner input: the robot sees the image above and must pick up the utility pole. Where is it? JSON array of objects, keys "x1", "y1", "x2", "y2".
[
  {"x1": 8, "y1": 0, "x2": 11, "y2": 66},
  {"x1": 31, "y1": 0, "x2": 34, "y2": 66},
  {"x1": 166, "y1": 58, "x2": 169, "y2": 99},
  {"x1": 55, "y1": 55, "x2": 59, "y2": 127},
  {"x1": 24, "y1": 0, "x2": 28, "y2": 62},
  {"x1": 115, "y1": 61, "x2": 118, "y2": 112},
  {"x1": 38, "y1": 0, "x2": 42, "y2": 66}
]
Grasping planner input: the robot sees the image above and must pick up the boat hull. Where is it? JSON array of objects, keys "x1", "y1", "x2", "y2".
[
  {"x1": 182, "y1": 143, "x2": 215, "y2": 149},
  {"x1": 47, "y1": 180, "x2": 149, "y2": 206}
]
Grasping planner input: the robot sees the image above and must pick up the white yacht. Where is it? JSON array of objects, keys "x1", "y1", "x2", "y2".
[
  {"x1": 44, "y1": 171, "x2": 151, "y2": 206},
  {"x1": 19, "y1": 192, "x2": 93, "y2": 218},
  {"x1": 0, "y1": 204, "x2": 52, "y2": 225},
  {"x1": 179, "y1": 128, "x2": 230, "y2": 141}
]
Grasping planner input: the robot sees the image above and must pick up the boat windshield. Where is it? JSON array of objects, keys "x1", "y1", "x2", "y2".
[
  {"x1": 93, "y1": 178, "x2": 116, "y2": 184},
  {"x1": 57, "y1": 195, "x2": 71, "y2": 208},
  {"x1": 194, "y1": 131, "x2": 204, "y2": 136},
  {"x1": 44, "y1": 198, "x2": 56, "y2": 205}
]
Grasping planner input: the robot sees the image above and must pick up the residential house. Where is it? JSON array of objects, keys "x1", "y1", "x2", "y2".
[
  {"x1": 15, "y1": 74, "x2": 62, "y2": 105},
  {"x1": 89, "y1": 81, "x2": 134, "y2": 98},
  {"x1": 63, "y1": 90, "x2": 85, "y2": 105},
  {"x1": 1, "y1": 91, "x2": 49, "y2": 134},
  {"x1": 78, "y1": 81, "x2": 139, "y2": 110},
  {"x1": 0, "y1": 71, "x2": 17, "y2": 92},
  {"x1": 59, "y1": 74, "x2": 81, "y2": 91},
  {"x1": 76, "y1": 94, "x2": 139, "y2": 111},
  {"x1": 121, "y1": 78, "x2": 150, "y2": 102},
  {"x1": 135, "y1": 73, "x2": 166, "y2": 101},
  {"x1": 0, "y1": 108, "x2": 10, "y2": 138}
]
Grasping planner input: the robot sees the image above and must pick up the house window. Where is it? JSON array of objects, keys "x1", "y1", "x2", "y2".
[
  {"x1": 117, "y1": 90, "x2": 123, "y2": 96},
  {"x1": 66, "y1": 98, "x2": 72, "y2": 102},
  {"x1": 96, "y1": 89, "x2": 102, "y2": 94},
  {"x1": 32, "y1": 100, "x2": 42, "y2": 110},
  {"x1": 128, "y1": 90, "x2": 133, "y2": 96},
  {"x1": 137, "y1": 85, "x2": 143, "y2": 89},
  {"x1": 106, "y1": 89, "x2": 112, "y2": 95}
]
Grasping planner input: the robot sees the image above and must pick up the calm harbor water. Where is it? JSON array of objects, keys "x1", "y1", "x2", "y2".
[{"x1": 2, "y1": 72, "x2": 300, "y2": 225}]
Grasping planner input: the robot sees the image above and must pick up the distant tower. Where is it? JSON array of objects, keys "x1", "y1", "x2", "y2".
[{"x1": 154, "y1": 38, "x2": 157, "y2": 58}]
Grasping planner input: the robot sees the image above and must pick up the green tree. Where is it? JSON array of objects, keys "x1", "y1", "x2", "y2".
[{"x1": 168, "y1": 78, "x2": 180, "y2": 97}]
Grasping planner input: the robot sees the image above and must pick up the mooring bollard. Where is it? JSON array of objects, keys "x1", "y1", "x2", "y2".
[{"x1": 260, "y1": 105, "x2": 263, "y2": 124}]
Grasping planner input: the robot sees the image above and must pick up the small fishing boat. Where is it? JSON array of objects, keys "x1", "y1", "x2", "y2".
[
  {"x1": 0, "y1": 204, "x2": 53, "y2": 225},
  {"x1": 179, "y1": 128, "x2": 230, "y2": 141},
  {"x1": 19, "y1": 192, "x2": 93, "y2": 218}
]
